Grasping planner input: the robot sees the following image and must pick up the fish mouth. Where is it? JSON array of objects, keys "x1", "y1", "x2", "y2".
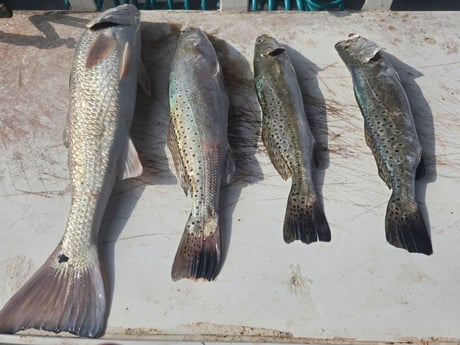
[{"x1": 335, "y1": 33, "x2": 361, "y2": 49}]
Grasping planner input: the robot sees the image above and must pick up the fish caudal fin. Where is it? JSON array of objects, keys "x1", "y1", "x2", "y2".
[
  {"x1": 171, "y1": 214, "x2": 221, "y2": 281},
  {"x1": 283, "y1": 183, "x2": 331, "y2": 244},
  {"x1": 0, "y1": 242, "x2": 106, "y2": 337},
  {"x1": 385, "y1": 194, "x2": 433, "y2": 255}
]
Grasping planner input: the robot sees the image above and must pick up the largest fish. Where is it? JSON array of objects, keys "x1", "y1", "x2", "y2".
[
  {"x1": 254, "y1": 34, "x2": 331, "y2": 244},
  {"x1": 168, "y1": 27, "x2": 234, "y2": 281},
  {"x1": 335, "y1": 34, "x2": 432, "y2": 255},
  {"x1": 0, "y1": 4, "x2": 149, "y2": 337}
]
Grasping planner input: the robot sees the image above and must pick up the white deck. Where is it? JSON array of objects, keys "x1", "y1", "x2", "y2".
[{"x1": 0, "y1": 10, "x2": 459, "y2": 344}]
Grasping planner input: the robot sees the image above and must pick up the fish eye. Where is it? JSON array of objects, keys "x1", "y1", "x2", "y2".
[{"x1": 256, "y1": 38, "x2": 263, "y2": 44}]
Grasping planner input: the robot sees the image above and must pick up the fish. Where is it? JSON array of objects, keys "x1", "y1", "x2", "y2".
[
  {"x1": 0, "y1": 4, "x2": 150, "y2": 337},
  {"x1": 335, "y1": 34, "x2": 432, "y2": 255},
  {"x1": 168, "y1": 27, "x2": 234, "y2": 281},
  {"x1": 253, "y1": 34, "x2": 331, "y2": 244}
]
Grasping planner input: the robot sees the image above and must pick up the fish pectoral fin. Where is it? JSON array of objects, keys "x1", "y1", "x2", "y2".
[
  {"x1": 138, "y1": 59, "x2": 151, "y2": 96},
  {"x1": 86, "y1": 31, "x2": 117, "y2": 69},
  {"x1": 210, "y1": 60, "x2": 221, "y2": 78},
  {"x1": 118, "y1": 137, "x2": 143, "y2": 180},
  {"x1": 364, "y1": 125, "x2": 392, "y2": 188},
  {"x1": 120, "y1": 41, "x2": 132, "y2": 79}
]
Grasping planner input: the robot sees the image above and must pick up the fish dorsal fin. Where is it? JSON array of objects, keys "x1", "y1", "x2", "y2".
[
  {"x1": 118, "y1": 137, "x2": 143, "y2": 180},
  {"x1": 86, "y1": 32, "x2": 117, "y2": 69},
  {"x1": 138, "y1": 59, "x2": 151, "y2": 95},
  {"x1": 120, "y1": 41, "x2": 131, "y2": 79}
]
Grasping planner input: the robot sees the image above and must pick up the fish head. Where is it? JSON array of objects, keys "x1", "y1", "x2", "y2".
[
  {"x1": 176, "y1": 27, "x2": 214, "y2": 58},
  {"x1": 174, "y1": 27, "x2": 222, "y2": 79},
  {"x1": 254, "y1": 34, "x2": 286, "y2": 58},
  {"x1": 335, "y1": 33, "x2": 382, "y2": 65},
  {"x1": 86, "y1": 4, "x2": 140, "y2": 30},
  {"x1": 81, "y1": 4, "x2": 142, "y2": 73}
]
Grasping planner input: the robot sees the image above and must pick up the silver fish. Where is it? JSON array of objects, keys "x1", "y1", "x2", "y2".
[
  {"x1": 0, "y1": 4, "x2": 150, "y2": 337},
  {"x1": 253, "y1": 34, "x2": 330, "y2": 244},
  {"x1": 168, "y1": 27, "x2": 234, "y2": 281},
  {"x1": 335, "y1": 34, "x2": 432, "y2": 255}
]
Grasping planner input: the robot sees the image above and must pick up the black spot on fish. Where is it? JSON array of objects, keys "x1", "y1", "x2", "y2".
[{"x1": 58, "y1": 254, "x2": 69, "y2": 263}]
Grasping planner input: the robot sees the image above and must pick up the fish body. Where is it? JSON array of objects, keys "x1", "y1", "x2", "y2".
[
  {"x1": 168, "y1": 27, "x2": 234, "y2": 281},
  {"x1": 335, "y1": 34, "x2": 432, "y2": 255},
  {"x1": 0, "y1": 4, "x2": 148, "y2": 337},
  {"x1": 253, "y1": 34, "x2": 330, "y2": 244}
]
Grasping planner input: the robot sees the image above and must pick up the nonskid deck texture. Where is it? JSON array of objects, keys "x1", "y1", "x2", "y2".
[{"x1": 0, "y1": 10, "x2": 459, "y2": 344}]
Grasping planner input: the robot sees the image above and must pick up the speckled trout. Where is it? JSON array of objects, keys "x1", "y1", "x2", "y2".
[
  {"x1": 0, "y1": 4, "x2": 150, "y2": 337},
  {"x1": 168, "y1": 27, "x2": 234, "y2": 281},
  {"x1": 253, "y1": 34, "x2": 330, "y2": 244},
  {"x1": 335, "y1": 34, "x2": 432, "y2": 255}
]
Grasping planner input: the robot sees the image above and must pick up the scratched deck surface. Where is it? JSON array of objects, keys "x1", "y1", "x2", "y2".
[{"x1": 0, "y1": 10, "x2": 459, "y2": 345}]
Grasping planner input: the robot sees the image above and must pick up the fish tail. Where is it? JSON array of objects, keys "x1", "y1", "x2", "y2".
[
  {"x1": 385, "y1": 193, "x2": 433, "y2": 255},
  {"x1": 171, "y1": 213, "x2": 221, "y2": 281},
  {"x1": 283, "y1": 182, "x2": 331, "y2": 244},
  {"x1": 0, "y1": 242, "x2": 106, "y2": 337}
]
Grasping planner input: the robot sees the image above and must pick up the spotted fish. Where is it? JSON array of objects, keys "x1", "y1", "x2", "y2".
[
  {"x1": 168, "y1": 27, "x2": 234, "y2": 281},
  {"x1": 0, "y1": 4, "x2": 150, "y2": 337},
  {"x1": 335, "y1": 34, "x2": 432, "y2": 255},
  {"x1": 253, "y1": 34, "x2": 331, "y2": 244}
]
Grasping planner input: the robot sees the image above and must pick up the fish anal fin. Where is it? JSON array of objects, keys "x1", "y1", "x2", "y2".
[
  {"x1": 262, "y1": 124, "x2": 291, "y2": 180},
  {"x1": 364, "y1": 125, "x2": 392, "y2": 188},
  {"x1": 0, "y1": 243, "x2": 106, "y2": 337},
  {"x1": 86, "y1": 32, "x2": 117, "y2": 69},
  {"x1": 118, "y1": 137, "x2": 143, "y2": 180},
  {"x1": 167, "y1": 122, "x2": 191, "y2": 195}
]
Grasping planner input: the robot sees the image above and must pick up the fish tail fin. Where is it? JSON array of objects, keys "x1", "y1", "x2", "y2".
[
  {"x1": 385, "y1": 193, "x2": 433, "y2": 255},
  {"x1": 171, "y1": 213, "x2": 221, "y2": 281},
  {"x1": 283, "y1": 182, "x2": 331, "y2": 244},
  {"x1": 0, "y1": 242, "x2": 106, "y2": 337}
]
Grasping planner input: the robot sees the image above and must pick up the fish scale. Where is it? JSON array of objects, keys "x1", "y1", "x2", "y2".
[
  {"x1": 168, "y1": 27, "x2": 234, "y2": 281},
  {"x1": 254, "y1": 34, "x2": 330, "y2": 244},
  {"x1": 0, "y1": 4, "x2": 149, "y2": 337},
  {"x1": 335, "y1": 34, "x2": 432, "y2": 255}
]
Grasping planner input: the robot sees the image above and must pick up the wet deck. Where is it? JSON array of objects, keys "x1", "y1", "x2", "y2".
[{"x1": 0, "y1": 9, "x2": 459, "y2": 345}]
